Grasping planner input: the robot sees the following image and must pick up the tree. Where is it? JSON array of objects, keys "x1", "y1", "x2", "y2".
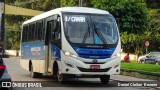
[
  {"x1": 147, "y1": 9, "x2": 160, "y2": 52},
  {"x1": 91, "y1": 0, "x2": 149, "y2": 34},
  {"x1": 60, "y1": 0, "x2": 79, "y2": 7},
  {"x1": 60, "y1": 0, "x2": 92, "y2": 7},
  {"x1": 5, "y1": 0, "x2": 61, "y2": 50}
]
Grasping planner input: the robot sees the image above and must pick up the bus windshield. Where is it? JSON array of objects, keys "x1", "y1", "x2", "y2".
[{"x1": 63, "y1": 13, "x2": 118, "y2": 45}]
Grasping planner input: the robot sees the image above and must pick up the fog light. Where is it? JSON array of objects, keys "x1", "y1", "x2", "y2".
[
  {"x1": 116, "y1": 69, "x2": 119, "y2": 72},
  {"x1": 66, "y1": 68, "x2": 69, "y2": 72}
]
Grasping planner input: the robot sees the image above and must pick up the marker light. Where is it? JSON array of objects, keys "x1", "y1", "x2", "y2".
[
  {"x1": 117, "y1": 53, "x2": 121, "y2": 57},
  {"x1": 111, "y1": 52, "x2": 121, "y2": 59}
]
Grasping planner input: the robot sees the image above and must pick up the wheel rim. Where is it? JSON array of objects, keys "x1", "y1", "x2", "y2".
[
  {"x1": 57, "y1": 70, "x2": 62, "y2": 81},
  {"x1": 156, "y1": 62, "x2": 159, "y2": 65},
  {"x1": 142, "y1": 60, "x2": 145, "y2": 64},
  {"x1": 30, "y1": 65, "x2": 33, "y2": 76}
]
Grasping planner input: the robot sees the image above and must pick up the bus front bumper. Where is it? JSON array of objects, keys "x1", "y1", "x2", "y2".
[{"x1": 60, "y1": 56, "x2": 120, "y2": 76}]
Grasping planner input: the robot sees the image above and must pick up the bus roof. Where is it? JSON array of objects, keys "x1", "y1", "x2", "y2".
[{"x1": 23, "y1": 7, "x2": 110, "y2": 25}]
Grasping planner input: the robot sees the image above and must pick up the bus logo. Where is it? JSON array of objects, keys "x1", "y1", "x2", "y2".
[
  {"x1": 31, "y1": 47, "x2": 41, "y2": 56},
  {"x1": 92, "y1": 59, "x2": 98, "y2": 63}
]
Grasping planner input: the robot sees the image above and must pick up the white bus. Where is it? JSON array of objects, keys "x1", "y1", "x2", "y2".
[{"x1": 20, "y1": 7, "x2": 121, "y2": 84}]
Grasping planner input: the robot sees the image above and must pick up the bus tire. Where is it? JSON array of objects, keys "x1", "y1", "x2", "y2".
[
  {"x1": 100, "y1": 75, "x2": 110, "y2": 84},
  {"x1": 57, "y1": 70, "x2": 66, "y2": 83},
  {"x1": 141, "y1": 60, "x2": 145, "y2": 64},
  {"x1": 30, "y1": 64, "x2": 42, "y2": 78}
]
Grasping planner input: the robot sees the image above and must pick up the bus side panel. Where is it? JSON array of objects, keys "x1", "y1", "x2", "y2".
[
  {"x1": 21, "y1": 41, "x2": 45, "y2": 60},
  {"x1": 20, "y1": 41, "x2": 45, "y2": 73},
  {"x1": 51, "y1": 44, "x2": 61, "y2": 61},
  {"x1": 20, "y1": 59, "x2": 30, "y2": 71}
]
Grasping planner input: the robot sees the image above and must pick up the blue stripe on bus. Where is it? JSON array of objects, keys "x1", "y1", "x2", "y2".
[
  {"x1": 51, "y1": 44, "x2": 61, "y2": 61},
  {"x1": 73, "y1": 47, "x2": 115, "y2": 59}
]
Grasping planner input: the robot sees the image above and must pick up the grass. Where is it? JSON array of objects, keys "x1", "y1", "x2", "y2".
[{"x1": 121, "y1": 62, "x2": 160, "y2": 73}]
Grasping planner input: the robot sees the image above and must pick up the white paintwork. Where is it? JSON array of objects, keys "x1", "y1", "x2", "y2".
[{"x1": 20, "y1": 59, "x2": 45, "y2": 73}]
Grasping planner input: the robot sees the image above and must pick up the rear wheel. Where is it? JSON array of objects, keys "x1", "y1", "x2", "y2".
[
  {"x1": 30, "y1": 64, "x2": 42, "y2": 78},
  {"x1": 100, "y1": 75, "x2": 110, "y2": 84}
]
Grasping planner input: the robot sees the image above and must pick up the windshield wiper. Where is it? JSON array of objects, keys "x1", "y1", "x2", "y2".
[
  {"x1": 81, "y1": 21, "x2": 91, "y2": 47},
  {"x1": 93, "y1": 23, "x2": 108, "y2": 45}
]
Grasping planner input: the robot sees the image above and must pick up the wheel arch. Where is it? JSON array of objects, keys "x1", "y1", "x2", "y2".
[
  {"x1": 29, "y1": 60, "x2": 32, "y2": 71},
  {"x1": 53, "y1": 61, "x2": 58, "y2": 76}
]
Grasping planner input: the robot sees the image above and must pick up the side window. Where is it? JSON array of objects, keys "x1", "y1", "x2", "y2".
[
  {"x1": 28, "y1": 24, "x2": 32, "y2": 42},
  {"x1": 22, "y1": 25, "x2": 25, "y2": 42},
  {"x1": 26, "y1": 25, "x2": 29, "y2": 42},
  {"x1": 41, "y1": 21, "x2": 44, "y2": 41},
  {"x1": 52, "y1": 16, "x2": 61, "y2": 48},
  {"x1": 38, "y1": 21, "x2": 43, "y2": 41},
  {"x1": 35, "y1": 22, "x2": 38, "y2": 41},
  {"x1": 32, "y1": 23, "x2": 35, "y2": 41},
  {"x1": 45, "y1": 20, "x2": 53, "y2": 45}
]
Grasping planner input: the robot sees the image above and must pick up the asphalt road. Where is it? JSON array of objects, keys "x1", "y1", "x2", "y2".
[{"x1": 3, "y1": 57, "x2": 158, "y2": 90}]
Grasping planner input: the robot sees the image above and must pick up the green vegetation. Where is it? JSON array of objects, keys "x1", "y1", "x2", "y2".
[{"x1": 121, "y1": 62, "x2": 160, "y2": 73}]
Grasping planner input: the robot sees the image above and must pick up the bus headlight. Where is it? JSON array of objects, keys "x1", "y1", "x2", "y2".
[
  {"x1": 63, "y1": 51, "x2": 78, "y2": 58},
  {"x1": 64, "y1": 51, "x2": 71, "y2": 56}
]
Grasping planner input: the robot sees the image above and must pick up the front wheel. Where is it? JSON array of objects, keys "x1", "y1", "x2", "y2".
[
  {"x1": 57, "y1": 70, "x2": 66, "y2": 83},
  {"x1": 100, "y1": 75, "x2": 110, "y2": 84},
  {"x1": 141, "y1": 60, "x2": 145, "y2": 64},
  {"x1": 156, "y1": 62, "x2": 159, "y2": 65}
]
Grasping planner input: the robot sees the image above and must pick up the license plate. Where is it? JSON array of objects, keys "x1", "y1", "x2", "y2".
[{"x1": 90, "y1": 65, "x2": 100, "y2": 69}]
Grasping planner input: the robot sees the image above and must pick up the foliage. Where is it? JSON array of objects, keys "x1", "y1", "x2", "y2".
[
  {"x1": 60, "y1": 0, "x2": 92, "y2": 7},
  {"x1": 60, "y1": 0, "x2": 79, "y2": 7},
  {"x1": 5, "y1": 0, "x2": 61, "y2": 50},
  {"x1": 147, "y1": 9, "x2": 160, "y2": 52},
  {"x1": 6, "y1": 30, "x2": 21, "y2": 50},
  {"x1": 91, "y1": 0, "x2": 149, "y2": 34}
]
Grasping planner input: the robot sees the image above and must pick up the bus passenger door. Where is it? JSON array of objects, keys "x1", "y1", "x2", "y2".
[
  {"x1": 45, "y1": 15, "x2": 61, "y2": 73},
  {"x1": 45, "y1": 19, "x2": 54, "y2": 73}
]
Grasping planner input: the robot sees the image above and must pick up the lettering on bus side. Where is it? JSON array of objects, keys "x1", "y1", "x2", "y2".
[
  {"x1": 65, "y1": 16, "x2": 85, "y2": 22},
  {"x1": 31, "y1": 47, "x2": 41, "y2": 56}
]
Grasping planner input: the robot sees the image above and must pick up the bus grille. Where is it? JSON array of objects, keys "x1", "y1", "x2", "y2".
[
  {"x1": 79, "y1": 54, "x2": 111, "y2": 59},
  {"x1": 77, "y1": 67, "x2": 111, "y2": 72}
]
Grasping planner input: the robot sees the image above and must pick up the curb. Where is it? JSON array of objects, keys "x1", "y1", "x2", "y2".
[{"x1": 121, "y1": 69, "x2": 160, "y2": 77}]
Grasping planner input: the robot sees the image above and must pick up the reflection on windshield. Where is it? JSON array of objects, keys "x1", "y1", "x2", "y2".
[{"x1": 63, "y1": 14, "x2": 118, "y2": 45}]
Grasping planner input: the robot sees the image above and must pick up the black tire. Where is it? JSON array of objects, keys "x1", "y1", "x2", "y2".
[
  {"x1": 57, "y1": 70, "x2": 66, "y2": 83},
  {"x1": 100, "y1": 75, "x2": 110, "y2": 84},
  {"x1": 156, "y1": 62, "x2": 159, "y2": 65},
  {"x1": 141, "y1": 60, "x2": 145, "y2": 64},
  {"x1": 30, "y1": 64, "x2": 42, "y2": 78}
]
